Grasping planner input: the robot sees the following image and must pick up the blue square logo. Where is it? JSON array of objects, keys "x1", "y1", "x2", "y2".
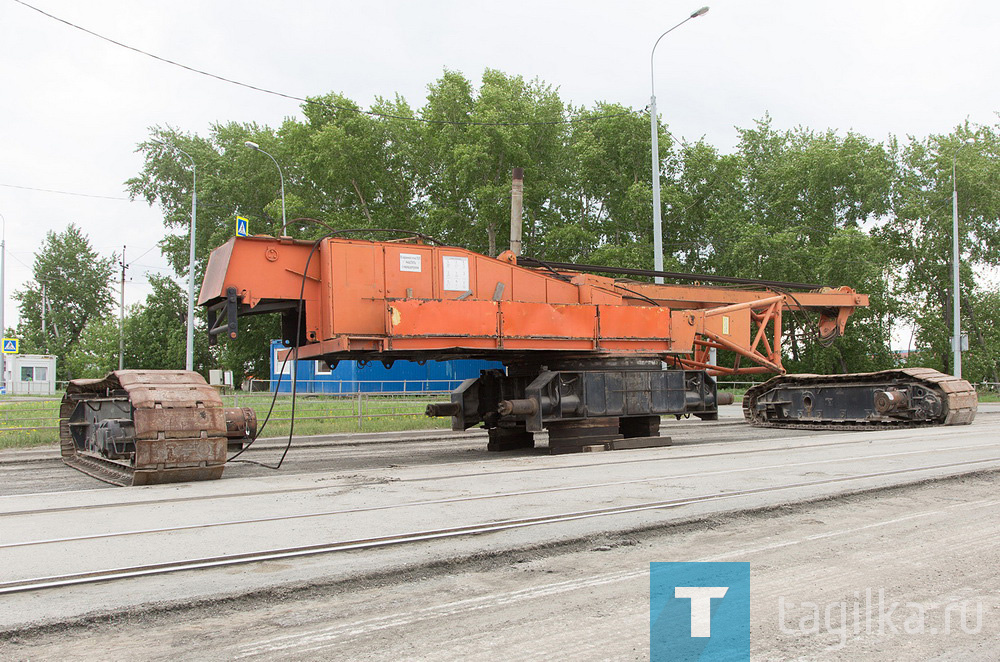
[{"x1": 650, "y1": 562, "x2": 750, "y2": 661}]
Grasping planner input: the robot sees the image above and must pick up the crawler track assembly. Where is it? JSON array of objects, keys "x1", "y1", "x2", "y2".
[
  {"x1": 743, "y1": 368, "x2": 977, "y2": 430},
  {"x1": 60, "y1": 370, "x2": 255, "y2": 486}
]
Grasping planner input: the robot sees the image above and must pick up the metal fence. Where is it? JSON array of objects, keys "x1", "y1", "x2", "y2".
[
  {"x1": 248, "y1": 377, "x2": 471, "y2": 394},
  {"x1": 1, "y1": 378, "x2": 997, "y2": 438},
  {"x1": 218, "y1": 382, "x2": 454, "y2": 430},
  {"x1": 0, "y1": 381, "x2": 458, "y2": 436}
]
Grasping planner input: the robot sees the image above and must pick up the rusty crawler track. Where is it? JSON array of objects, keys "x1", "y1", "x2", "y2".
[
  {"x1": 743, "y1": 368, "x2": 978, "y2": 430},
  {"x1": 59, "y1": 371, "x2": 238, "y2": 486}
]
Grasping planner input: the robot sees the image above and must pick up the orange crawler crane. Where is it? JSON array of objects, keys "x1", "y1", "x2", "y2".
[{"x1": 197, "y1": 235, "x2": 976, "y2": 455}]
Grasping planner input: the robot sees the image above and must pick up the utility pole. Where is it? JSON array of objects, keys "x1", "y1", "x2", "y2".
[
  {"x1": 154, "y1": 140, "x2": 198, "y2": 371},
  {"x1": 41, "y1": 282, "x2": 46, "y2": 348},
  {"x1": 118, "y1": 246, "x2": 127, "y2": 371}
]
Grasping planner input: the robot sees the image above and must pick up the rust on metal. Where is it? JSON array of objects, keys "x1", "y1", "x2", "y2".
[{"x1": 60, "y1": 370, "x2": 254, "y2": 487}]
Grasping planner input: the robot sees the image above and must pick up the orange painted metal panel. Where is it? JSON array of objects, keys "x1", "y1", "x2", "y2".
[
  {"x1": 474, "y1": 259, "x2": 515, "y2": 302},
  {"x1": 511, "y1": 269, "x2": 551, "y2": 303},
  {"x1": 599, "y1": 340, "x2": 672, "y2": 352},
  {"x1": 199, "y1": 237, "x2": 320, "y2": 309},
  {"x1": 545, "y1": 278, "x2": 581, "y2": 304},
  {"x1": 502, "y1": 338, "x2": 596, "y2": 351},
  {"x1": 598, "y1": 305, "x2": 672, "y2": 341},
  {"x1": 388, "y1": 300, "x2": 499, "y2": 339},
  {"x1": 330, "y1": 242, "x2": 385, "y2": 335},
  {"x1": 501, "y1": 302, "x2": 597, "y2": 341},
  {"x1": 383, "y1": 244, "x2": 436, "y2": 299},
  {"x1": 670, "y1": 311, "x2": 698, "y2": 352},
  {"x1": 702, "y1": 307, "x2": 751, "y2": 343}
]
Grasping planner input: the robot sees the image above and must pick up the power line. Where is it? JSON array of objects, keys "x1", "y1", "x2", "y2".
[
  {"x1": 0, "y1": 182, "x2": 130, "y2": 201},
  {"x1": 14, "y1": 0, "x2": 634, "y2": 128},
  {"x1": 128, "y1": 243, "x2": 160, "y2": 265}
]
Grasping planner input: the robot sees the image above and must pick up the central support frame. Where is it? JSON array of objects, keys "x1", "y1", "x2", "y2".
[{"x1": 427, "y1": 357, "x2": 719, "y2": 454}]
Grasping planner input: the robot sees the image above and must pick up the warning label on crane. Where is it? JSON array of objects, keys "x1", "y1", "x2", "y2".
[
  {"x1": 399, "y1": 253, "x2": 422, "y2": 272},
  {"x1": 442, "y1": 256, "x2": 470, "y2": 291}
]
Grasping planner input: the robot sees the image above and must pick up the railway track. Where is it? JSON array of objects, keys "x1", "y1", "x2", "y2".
[
  {"x1": 3, "y1": 454, "x2": 1000, "y2": 596},
  {"x1": 0, "y1": 416, "x2": 749, "y2": 468},
  {"x1": 0, "y1": 429, "x2": 964, "y2": 518}
]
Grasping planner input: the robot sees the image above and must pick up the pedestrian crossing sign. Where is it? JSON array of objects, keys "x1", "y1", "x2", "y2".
[
  {"x1": 236, "y1": 216, "x2": 249, "y2": 237},
  {"x1": 2, "y1": 338, "x2": 18, "y2": 354}
]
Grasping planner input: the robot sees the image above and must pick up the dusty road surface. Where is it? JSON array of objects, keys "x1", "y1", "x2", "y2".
[
  {"x1": 1, "y1": 403, "x2": 998, "y2": 660},
  {"x1": 3, "y1": 473, "x2": 999, "y2": 661},
  {"x1": 0, "y1": 404, "x2": 836, "y2": 497}
]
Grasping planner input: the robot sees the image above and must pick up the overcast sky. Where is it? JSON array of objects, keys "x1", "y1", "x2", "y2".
[{"x1": 1, "y1": 0, "x2": 997, "y2": 342}]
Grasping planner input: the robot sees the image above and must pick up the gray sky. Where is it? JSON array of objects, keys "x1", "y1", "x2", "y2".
[{"x1": 1, "y1": 0, "x2": 997, "y2": 339}]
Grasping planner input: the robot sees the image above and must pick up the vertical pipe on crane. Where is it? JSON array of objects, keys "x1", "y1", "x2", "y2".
[
  {"x1": 510, "y1": 167, "x2": 524, "y2": 256},
  {"x1": 119, "y1": 246, "x2": 126, "y2": 371}
]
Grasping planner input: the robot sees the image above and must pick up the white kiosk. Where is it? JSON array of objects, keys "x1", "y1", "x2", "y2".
[{"x1": 6, "y1": 354, "x2": 57, "y2": 395}]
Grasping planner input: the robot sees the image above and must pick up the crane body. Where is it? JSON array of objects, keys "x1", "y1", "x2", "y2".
[{"x1": 59, "y1": 233, "x2": 975, "y2": 485}]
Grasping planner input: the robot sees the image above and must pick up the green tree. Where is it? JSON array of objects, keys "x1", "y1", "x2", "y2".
[
  {"x1": 13, "y1": 224, "x2": 114, "y2": 379},
  {"x1": 64, "y1": 317, "x2": 119, "y2": 378},
  {"x1": 130, "y1": 71, "x2": 1000, "y2": 380},
  {"x1": 122, "y1": 274, "x2": 212, "y2": 371},
  {"x1": 879, "y1": 121, "x2": 1000, "y2": 380},
  {"x1": 416, "y1": 69, "x2": 571, "y2": 256}
]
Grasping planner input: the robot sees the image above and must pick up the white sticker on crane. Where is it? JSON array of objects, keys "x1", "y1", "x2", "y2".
[
  {"x1": 399, "y1": 253, "x2": 422, "y2": 273},
  {"x1": 442, "y1": 255, "x2": 470, "y2": 291},
  {"x1": 722, "y1": 316, "x2": 730, "y2": 335}
]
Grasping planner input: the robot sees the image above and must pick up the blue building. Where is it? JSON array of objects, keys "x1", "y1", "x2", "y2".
[{"x1": 268, "y1": 340, "x2": 502, "y2": 393}]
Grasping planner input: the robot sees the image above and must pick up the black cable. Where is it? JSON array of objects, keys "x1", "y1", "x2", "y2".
[
  {"x1": 225, "y1": 349, "x2": 289, "y2": 463},
  {"x1": 613, "y1": 282, "x2": 661, "y2": 306},
  {"x1": 291, "y1": 217, "x2": 337, "y2": 233},
  {"x1": 13, "y1": 0, "x2": 634, "y2": 128},
  {"x1": 514, "y1": 255, "x2": 574, "y2": 282},
  {"x1": 228, "y1": 234, "x2": 330, "y2": 469}
]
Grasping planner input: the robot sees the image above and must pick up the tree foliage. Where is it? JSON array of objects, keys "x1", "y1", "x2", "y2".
[
  {"x1": 118, "y1": 69, "x2": 999, "y2": 382},
  {"x1": 13, "y1": 224, "x2": 114, "y2": 379}
]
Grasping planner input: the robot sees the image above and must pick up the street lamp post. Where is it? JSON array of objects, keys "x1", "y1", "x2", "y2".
[
  {"x1": 951, "y1": 139, "x2": 973, "y2": 378},
  {"x1": 155, "y1": 140, "x2": 198, "y2": 372},
  {"x1": 245, "y1": 141, "x2": 287, "y2": 236},
  {"x1": 650, "y1": 6, "x2": 709, "y2": 284}
]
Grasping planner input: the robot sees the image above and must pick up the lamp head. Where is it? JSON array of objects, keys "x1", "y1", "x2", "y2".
[
  {"x1": 691, "y1": 6, "x2": 709, "y2": 18},
  {"x1": 244, "y1": 141, "x2": 260, "y2": 151}
]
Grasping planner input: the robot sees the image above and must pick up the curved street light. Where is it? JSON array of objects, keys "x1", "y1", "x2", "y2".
[
  {"x1": 154, "y1": 140, "x2": 198, "y2": 372},
  {"x1": 245, "y1": 141, "x2": 287, "y2": 237},
  {"x1": 650, "y1": 6, "x2": 709, "y2": 284}
]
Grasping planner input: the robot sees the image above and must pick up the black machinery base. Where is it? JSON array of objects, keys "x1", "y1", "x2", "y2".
[{"x1": 427, "y1": 359, "x2": 719, "y2": 454}]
